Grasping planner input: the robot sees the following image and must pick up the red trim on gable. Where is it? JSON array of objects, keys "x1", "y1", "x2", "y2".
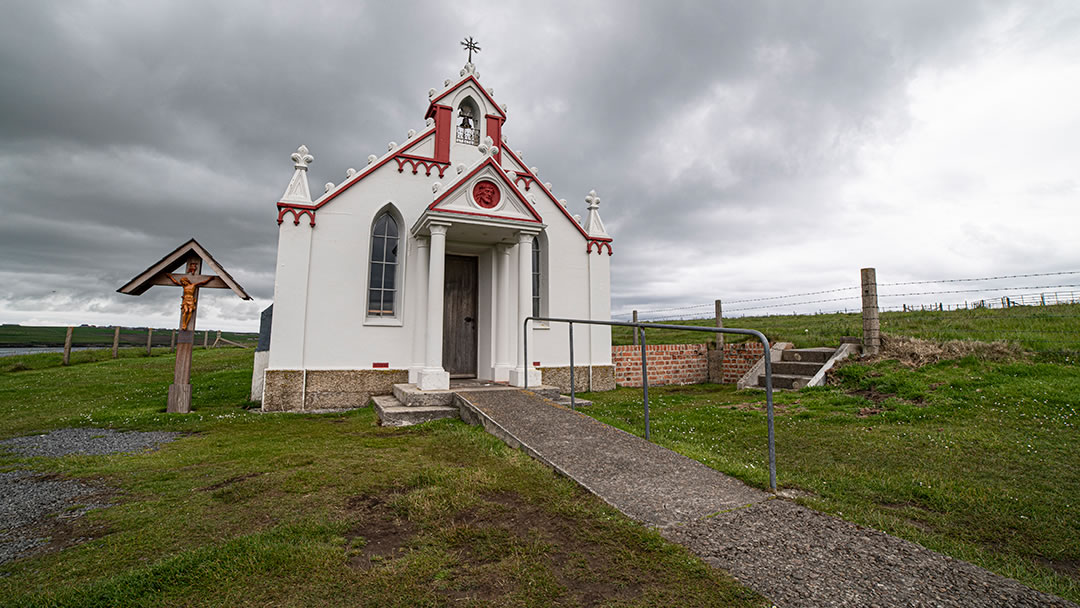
[
  {"x1": 395, "y1": 154, "x2": 449, "y2": 178},
  {"x1": 431, "y1": 105, "x2": 452, "y2": 163},
  {"x1": 428, "y1": 157, "x2": 544, "y2": 223},
  {"x1": 513, "y1": 172, "x2": 535, "y2": 191},
  {"x1": 501, "y1": 146, "x2": 598, "y2": 243},
  {"x1": 587, "y1": 240, "x2": 613, "y2": 255},
  {"x1": 428, "y1": 75, "x2": 506, "y2": 120}
]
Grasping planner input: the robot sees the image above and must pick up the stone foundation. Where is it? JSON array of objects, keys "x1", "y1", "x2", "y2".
[
  {"x1": 539, "y1": 365, "x2": 615, "y2": 393},
  {"x1": 261, "y1": 368, "x2": 408, "y2": 412}
]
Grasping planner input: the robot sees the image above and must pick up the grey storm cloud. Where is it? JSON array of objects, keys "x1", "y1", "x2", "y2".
[{"x1": 1, "y1": 0, "x2": 1076, "y2": 329}]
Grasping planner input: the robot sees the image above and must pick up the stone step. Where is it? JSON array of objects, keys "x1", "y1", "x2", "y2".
[
  {"x1": 771, "y1": 361, "x2": 823, "y2": 376},
  {"x1": 372, "y1": 395, "x2": 459, "y2": 427},
  {"x1": 758, "y1": 374, "x2": 811, "y2": 390},
  {"x1": 392, "y1": 383, "x2": 455, "y2": 407},
  {"x1": 780, "y1": 347, "x2": 836, "y2": 364}
]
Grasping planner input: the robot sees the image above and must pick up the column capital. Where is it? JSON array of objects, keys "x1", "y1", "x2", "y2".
[
  {"x1": 516, "y1": 230, "x2": 537, "y2": 245},
  {"x1": 429, "y1": 223, "x2": 450, "y2": 236},
  {"x1": 495, "y1": 242, "x2": 513, "y2": 255},
  {"x1": 415, "y1": 235, "x2": 430, "y2": 249}
]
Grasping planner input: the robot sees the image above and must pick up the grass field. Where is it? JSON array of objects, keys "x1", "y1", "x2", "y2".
[
  {"x1": 0, "y1": 324, "x2": 257, "y2": 348},
  {"x1": 612, "y1": 303, "x2": 1080, "y2": 357},
  {"x1": 0, "y1": 349, "x2": 764, "y2": 607},
  {"x1": 580, "y1": 356, "x2": 1080, "y2": 602}
]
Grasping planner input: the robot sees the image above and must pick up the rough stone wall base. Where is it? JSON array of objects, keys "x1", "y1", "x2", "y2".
[
  {"x1": 540, "y1": 365, "x2": 615, "y2": 393},
  {"x1": 262, "y1": 369, "x2": 408, "y2": 412}
]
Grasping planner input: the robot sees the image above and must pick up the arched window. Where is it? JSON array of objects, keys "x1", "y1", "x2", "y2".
[
  {"x1": 368, "y1": 211, "x2": 400, "y2": 317},
  {"x1": 456, "y1": 97, "x2": 480, "y2": 145},
  {"x1": 531, "y1": 238, "x2": 542, "y2": 317}
]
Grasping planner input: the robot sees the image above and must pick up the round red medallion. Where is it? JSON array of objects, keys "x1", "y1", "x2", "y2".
[{"x1": 472, "y1": 181, "x2": 501, "y2": 209}]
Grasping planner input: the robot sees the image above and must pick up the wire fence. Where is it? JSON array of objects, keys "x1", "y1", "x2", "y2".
[{"x1": 613, "y1": 270, "x2": 1080, "y2": 358}]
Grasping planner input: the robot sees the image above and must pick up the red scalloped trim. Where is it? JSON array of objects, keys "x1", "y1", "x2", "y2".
[
  {"x1": 513, "y1": 172, "x2": 535, "y2": 191},
  {"x1": 277, "y1": 206, "x2": 316, "y2": 227},
  {"x1": 587, "y1": 240, "x2": 613, "y2": 256},
  {"x1": 395, "y1": 155, "x2": 449, "y2": 178}
]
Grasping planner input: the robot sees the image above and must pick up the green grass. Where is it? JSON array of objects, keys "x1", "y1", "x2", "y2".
[
  {"x1": 0, "y1": 324, "x2": 257, "y2": 348},
  {"x1": 613, "y1": 303, "x2": 1080, "y2": 355},
  {"x1": 579, "y1": 357, "x2": 1080, "y2": 603},
  {"x1": 0, "y1": 349, "x2": 765, "y2": 607}
]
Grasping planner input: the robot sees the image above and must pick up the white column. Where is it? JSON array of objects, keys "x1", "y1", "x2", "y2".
[
  {"x1": 493, "y1": 243, "x2": 513, "y2": 381},
  {"x1": 408, "y1": 237, "x2": 430, "y2": 383},
  {"x1": 510, "y1": 231, "x2": 541, "y2": 387},
  {"x1": 418, "y1": 223, "x2": 450, "y2": 390}
]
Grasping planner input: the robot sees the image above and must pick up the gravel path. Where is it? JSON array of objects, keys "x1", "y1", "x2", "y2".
[
  {"x1": 0, "y1": 428, "x2": 180, "y2": 566},
  {"x1": 457, "y1": 390, "x2": 1077, "y2": 608},
  {"x1": 0, "y1": 427, "x2": 180, "y2": 458}
]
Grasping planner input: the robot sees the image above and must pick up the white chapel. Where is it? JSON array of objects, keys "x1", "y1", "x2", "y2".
[{"x1": 259, "y1": 53, "x2": 614, "y2": 412}]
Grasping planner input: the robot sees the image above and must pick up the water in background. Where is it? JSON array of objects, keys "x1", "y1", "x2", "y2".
[{"x1": 0, "y1": 346, "x2": 109, "y2": 358}]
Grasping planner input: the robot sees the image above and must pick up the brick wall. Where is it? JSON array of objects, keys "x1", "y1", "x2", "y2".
[
  {"x1": 612, "y1": 341, "x2": 766, "y2": 388},
  {"x1": 719, "y1": 342, "x2": 765, "y2": 384},
  {"x1": 612, "y1": 343, "x2": 709, "y2": 387}
]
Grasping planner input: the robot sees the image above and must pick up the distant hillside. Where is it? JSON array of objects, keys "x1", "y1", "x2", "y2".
[{"x1": 0, "y1": 324, "x2": 258, "y2": 347}]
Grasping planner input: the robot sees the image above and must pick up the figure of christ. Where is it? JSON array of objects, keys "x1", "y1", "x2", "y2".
[{"x1": 168, "y1": 274, "x2": 214, "y2": 330}]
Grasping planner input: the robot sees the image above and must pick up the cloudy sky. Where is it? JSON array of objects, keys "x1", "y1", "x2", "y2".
[{"x1": 2, "y1": 0, "x2": 1078, "y2": 331}]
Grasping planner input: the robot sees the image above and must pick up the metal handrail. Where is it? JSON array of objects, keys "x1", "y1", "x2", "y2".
[{"x1": 523, "y1": 316, "x2": 777, "y2": 492}]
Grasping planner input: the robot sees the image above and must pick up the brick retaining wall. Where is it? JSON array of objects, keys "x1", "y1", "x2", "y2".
[
  {"x1": 612, "y1": 342, "x2": 766, "y2": 387},
  {"x1": 719, "y1": 342, "x2": 766, "y2": 384}
]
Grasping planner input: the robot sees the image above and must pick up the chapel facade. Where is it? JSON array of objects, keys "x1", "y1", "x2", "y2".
[{"x1": 260, "y1": 59, "x2": 614, "y2": 412}]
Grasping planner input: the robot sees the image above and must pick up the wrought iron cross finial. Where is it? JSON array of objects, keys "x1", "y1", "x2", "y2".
[{"x1": 461, "y1": 36, "x2": 481, "y2": 64}]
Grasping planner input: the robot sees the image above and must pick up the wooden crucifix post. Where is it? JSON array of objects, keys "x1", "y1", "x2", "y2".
[{"x1": 118, "y1": 239, "x2": 252, "y2": 414}]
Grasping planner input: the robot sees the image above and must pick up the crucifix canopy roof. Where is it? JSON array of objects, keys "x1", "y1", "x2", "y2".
[{"x1": 117, "y1": 238, "x2": 252, "y2": 299}]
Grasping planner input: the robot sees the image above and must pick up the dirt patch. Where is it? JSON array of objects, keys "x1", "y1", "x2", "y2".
[
  {"x1": 344, "y1": 492, "x2": 415, "y2": 568},
  {"x1": 196, "y1": 472, "x2": 262, "y2": 492},
  {"x1": 857, "y1": 407, "x2": 885, "y2": 418},
  {"x1": 1035, "y1": 556, "x2": 1080, "y2": 580},
  {"x1": 447, "y1": 491, "x2": 645, "y2": 606},
  {"x1": 869, "y1": 335, "x2": 1025, "y2": 368}
]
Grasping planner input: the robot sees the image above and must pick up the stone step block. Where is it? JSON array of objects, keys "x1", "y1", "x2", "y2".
[
  {"x1": 772, "y1": 361, "x2": 823, "y2": 376},
  {"x1": 758, "y1": 374, "x2": 810, "y2": 390},
  {"x1": 373, "y1": 395, "x2": 459, "y2": 427},
  {"x1": 392, "y1": 383, "x2": 455, "y2": 406},
  {"x1": 780, "y1": 347, "x2": 836, "y2": 364}
]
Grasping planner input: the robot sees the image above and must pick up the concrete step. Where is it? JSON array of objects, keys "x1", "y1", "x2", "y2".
[
  {"x1": 758, "y1": 374, "x2": 811, "y2": 390},
  {"x1": 392, "y1": 383, "x2": 455, "y2": 406},
  {"x1": 372, "y1": 395, "x2": 458, "y2": 427},
  {"x1": 772, "y1": 361, "x2": 823, "y2": 376},
  {"x1": 780, "y1": 347, "x2": 836, "y2": 364}
]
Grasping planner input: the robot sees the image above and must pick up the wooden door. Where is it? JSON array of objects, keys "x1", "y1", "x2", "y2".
[{"x1": 443, "y1": 255, "x2": 478, "y2": 378}]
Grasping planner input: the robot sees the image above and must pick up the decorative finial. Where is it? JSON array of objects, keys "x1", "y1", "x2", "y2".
[
  {"x1": 432, "y1": 182, "x2": 442, "y2": 194},
  {"x1": 461, "y1": 36, "x2": 481, "y2": 64},
  {"x1": 367, "y1": 155, "x2": 377, "y2": 165},
  {"x1": 291, "y1": 145, "x2": 314, "y2": 170},
  {"x1": 324, "y1": 182, "x2": 334, "y2": 193},
  {"x1": 426, "y1": 117, "x2": 435, "y2": 127},
  {"x1": 387, "y1": 141, "x2": 397, "y2": 151},
  {"x1": 346, "y1": 168, "x2": 357, "y2": 178},
  {"x1": 586, "y1": 190, "x2": 600, "y2": 210},
  {"x1": 407, "y1": 129, "x2": 416, "y2": 139}
]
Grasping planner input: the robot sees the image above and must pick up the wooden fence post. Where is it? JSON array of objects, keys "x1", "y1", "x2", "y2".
[
  {"x1": 861, "y1": 268, "x2": 881, "y2": 355},
  {"x1": 204, "y1": 330, "x2": 209, "y2": 349},
  {"x1": 63, "y1": 326, "x2": 73, "y2": 366},
  {"x1": 170, "y1": 330, "x2": 176, "y2": 352},
  {"x1": 714, "y1": 299, "x2": 724, "y2": 350},
  {"x1": 112, "y1": 326, "x2": 120, "y2": 358},
  {"x1": 632, "y1": 310, "x2": 639, "y2": 346},
  {"x1": 146, "y1": 328, "x2": 153, "y2": 356}
]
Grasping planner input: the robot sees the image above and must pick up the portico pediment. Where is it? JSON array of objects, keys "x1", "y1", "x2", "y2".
[{"x1": 421, "y1": 158, "x2": 544, "y2": 231}]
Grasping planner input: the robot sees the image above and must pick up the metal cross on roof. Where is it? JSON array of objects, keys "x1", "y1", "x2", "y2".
[{"x1": 461, "y1": 36, "x2": 481, "y2": 64}]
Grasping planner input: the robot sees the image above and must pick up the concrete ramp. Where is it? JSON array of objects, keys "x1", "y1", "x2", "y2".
[{"x1": 455, "y1": 389, "x2": 768, "y2": 527}]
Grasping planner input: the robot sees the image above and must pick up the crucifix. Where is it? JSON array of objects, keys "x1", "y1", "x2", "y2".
[
  {"x1": 461, "y1": 36, "x2": 481, "y2": 64},
  {"x1": 118, "y1": 239, "x2": 252, "y2": 413}
]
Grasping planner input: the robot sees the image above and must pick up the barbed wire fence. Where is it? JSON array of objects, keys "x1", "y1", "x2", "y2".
[{"x1": 613, "y1": 269, "x2": 1080, "y2": 359}]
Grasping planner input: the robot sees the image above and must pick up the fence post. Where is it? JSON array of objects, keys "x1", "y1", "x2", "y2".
[
  {"x1": 204, "y1": 330, "x2": 209, "y2": 349},
  {"x1": 112, "y1": 326, "x2": 120, "y2": 358},
  {"x1": 63, "y1": 326, "x2": 73, "y2": 366},
  {"x1": 170, "y1": 330, "x2": 176, "y2": 353},
  {"x1": 639, "y1": 328, "x2": 650, "y2": 441},
  {"x1": 632, "y1": 310, "x2": 639, "y2": 346},
  {"x1": 146, "y1": 328, "x2": 153, "y2": 356},
  {"x1": 715, "y1": 299, "x2": 724, "y2": 350},
  {"x1": 861, "y1": 268, "x2": 881, "y2": 355}
]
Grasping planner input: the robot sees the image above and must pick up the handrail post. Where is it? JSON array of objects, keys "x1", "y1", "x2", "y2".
[
  {"x1": 640, "y1": 328, "x2": 650, "y2": 441},
  {"x1": 759, "y1": 333, "x2": 776, "y2": 492},
  {"x1": 523, "y1": 318, "x2": 530, "y2": 391},
  {"x1": 568, "y1": 321, "x2": 576, "y2": 410}
]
